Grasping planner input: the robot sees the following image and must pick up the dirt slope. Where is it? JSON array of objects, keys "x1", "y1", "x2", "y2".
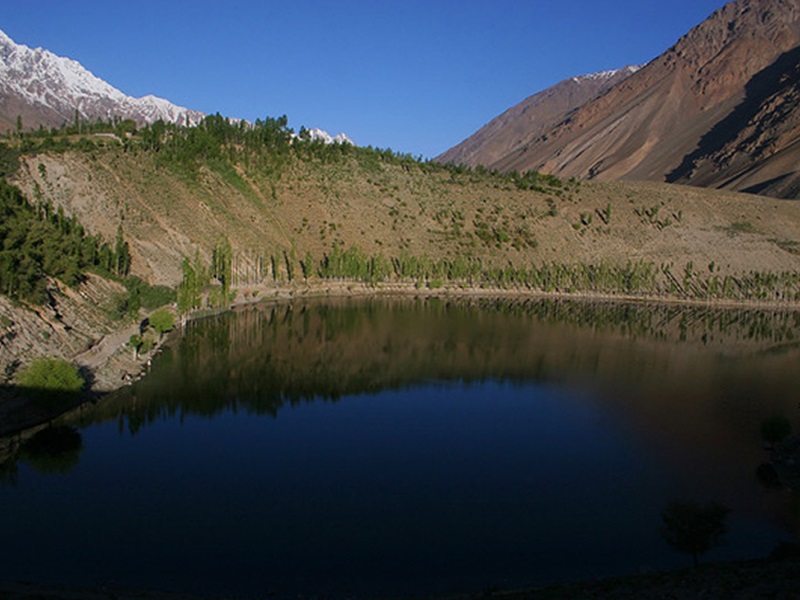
[
  {"x1": 436, "y1": 67, "x2": 639, "y2": 168},
  {"x1": 442, "y1": 0, "x2": 800, "y2": 199},
  {"x1": 10, "y1": 148, "x2": 800, "y2": 291}
]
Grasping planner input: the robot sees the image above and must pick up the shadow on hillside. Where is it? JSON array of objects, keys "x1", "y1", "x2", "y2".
[
  {"x1": 666, "y1": 46, "x2": 800, "y2": 186},
  {"x1": 741, "y1": 172, "x2": 800, "y2": 199}
]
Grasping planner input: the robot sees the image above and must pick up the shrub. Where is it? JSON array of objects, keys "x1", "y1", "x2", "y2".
[{"x1": 17, "y1": 357, "x2": 84, "y2": 404}]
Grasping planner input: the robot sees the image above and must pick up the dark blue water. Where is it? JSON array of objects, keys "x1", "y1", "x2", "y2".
[{"x1": 2, "y1": 299, "x2": 798, "y2": 598}]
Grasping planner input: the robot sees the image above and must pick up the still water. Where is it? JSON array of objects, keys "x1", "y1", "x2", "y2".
[{"x1": 2, "y1": 298, "x2": 799, "y2": 598}]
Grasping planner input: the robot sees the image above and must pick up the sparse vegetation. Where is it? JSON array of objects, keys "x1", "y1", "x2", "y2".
[
  {"x1": 723, "y1": 221, "x2": 758, "y2": 235},
  {"x1": 635, "y1": 203, "x2": 672, "y2": 229},
  {"x1": 772, "y1": 238, "x2": 800, "y2": 255}
]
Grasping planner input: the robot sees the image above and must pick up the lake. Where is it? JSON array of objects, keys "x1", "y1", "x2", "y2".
[{"x1": 2, "y1": 297, "x2": 799, "y2": 598}]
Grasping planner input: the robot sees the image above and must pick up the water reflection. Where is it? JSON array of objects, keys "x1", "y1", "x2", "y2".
[
  {"x1": 65, "y1": 298, "x2": 800, "y2": 533},
  {"x1": 19, "y1": 426, "x2": 83, "y2": 475},
  {"x1": 1, "y1": 297, "x2": 800, "y2": 597},
  {"x1": 78, "y1": 298, "x2": 800, "y2": 429}
]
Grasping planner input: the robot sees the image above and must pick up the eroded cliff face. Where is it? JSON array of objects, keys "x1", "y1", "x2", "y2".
[
  {"x1": 443, "y1": 0, "x2": 800, "y2": 199},
  {"x1": 667, "y1": 45, "x2": 800, "y2": 198},
  {"x1": 0, "y1": 273, "x2": 132, "y2": 370}
]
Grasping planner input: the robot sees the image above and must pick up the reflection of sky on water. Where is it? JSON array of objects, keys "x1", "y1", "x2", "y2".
[{"x1": 1, "y1": 298, "x2": 799, "y2": 598}]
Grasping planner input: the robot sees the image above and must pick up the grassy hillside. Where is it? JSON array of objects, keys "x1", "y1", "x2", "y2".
[
  {"x1": 0, "y1": 117, "x2": 800, "y2": 390},
  {"x1": 6, "y1": 120, "x2": 800, "y2": 306}
]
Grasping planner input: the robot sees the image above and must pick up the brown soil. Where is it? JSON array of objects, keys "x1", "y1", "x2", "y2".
[
  {"x1": 464, "y1": 0, "x2": 800, "y2": 199},
  {"x1": 11, "y1": 150, "x2": 800, "y2": 293}
]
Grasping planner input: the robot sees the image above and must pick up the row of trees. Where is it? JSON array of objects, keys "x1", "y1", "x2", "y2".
[
  {"x1": 174, "y1": 242, "x2": 800, "y2": 314},
  {"x1": 176, "y1": 240, "x2": 236, "y2": 313}
]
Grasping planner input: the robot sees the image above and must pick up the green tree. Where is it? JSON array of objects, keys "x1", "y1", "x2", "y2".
[
  {"x1": 0, "y1": 142, "x2": 19, "y2": 177},
  {"x1": 211, "y1": 238, "x2": 232, "y2": 293},
  {"x1": 149, "y1": 308, "x2": 175, "y2": 340},
  {"x1": 661, "y1": 500, "x2": 730, "y2": 566},
  {"x1": 177, "y1": 251, "x2": 208, "y2": 314},
  {"x1": 129, "y1": 333, "x2": 144, "y2": 359},
  {"x1": 114, "y1": 224, "x2": 131, "y2": 277},
  {"x1": 17, "y1": 357, "x2": 84, "y2": 404}
]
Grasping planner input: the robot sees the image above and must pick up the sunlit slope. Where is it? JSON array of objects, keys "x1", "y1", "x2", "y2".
[{"x1": 12, "y1": 146, "x2": 800, "y2": 288}]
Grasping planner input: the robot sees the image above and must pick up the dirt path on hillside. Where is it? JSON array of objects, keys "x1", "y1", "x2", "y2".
[
  {"x1": 72, "y1": 322, "x2": 139, "y2": 373},
  {"x1": 69, "y1": 319, "x2": 157, "y2": 394}
]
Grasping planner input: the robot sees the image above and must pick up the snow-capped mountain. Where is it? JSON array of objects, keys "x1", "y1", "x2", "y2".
[
  {"x1": 0, "y1": 28, "x2": 351, "y2": 145},
  {"x1": 570, "y1": 65, "x2": 641, "y2": 84},
  {"x1": 0, "y1": 28, "x2": 204, "y2": 129},
  {"x1": 305, "y1": 127, "x2": 353, "y2": 145}
]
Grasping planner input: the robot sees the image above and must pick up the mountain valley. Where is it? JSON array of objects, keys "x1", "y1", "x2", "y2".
[{"x1": 2, "y1": 0, "x2": 800, "y2": 402}]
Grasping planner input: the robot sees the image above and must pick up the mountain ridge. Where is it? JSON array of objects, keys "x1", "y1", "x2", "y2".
[
  {"x1": 0, "y1": 28, "x2": 352, "y2": 144},
  {"x1": 439, "y1": 0, "x2": 800, "y2": 199},
  {"x1": 436, "y1": 66, "x2": 641, "y2": 168},
  {"x1": 0, "y1": 28, "x2": 204, "y2": 130}
]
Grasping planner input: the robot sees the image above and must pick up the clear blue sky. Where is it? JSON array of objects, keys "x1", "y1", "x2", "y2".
[{"x1": 3, "y1": 0, "x2": 729, "y2": 158}]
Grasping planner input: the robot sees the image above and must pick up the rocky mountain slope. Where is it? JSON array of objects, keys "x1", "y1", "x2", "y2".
[
  {"x1": 436, "y1": 66, "x2": 640, "y2": 168},
  {"x1": 0, "y1": 29, "x2": 204, "y2": 130},
  {"x1": 440, "y1": 0, "x2": 800, "y2": 199},
  {"x1": 0, "y1": 29, "x2": 352, "y2": 143}
]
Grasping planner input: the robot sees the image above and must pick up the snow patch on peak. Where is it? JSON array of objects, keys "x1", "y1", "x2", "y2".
[
  {"x1": 0, "y1": 27, "x2": 203, "y2": 127},
  {"x1": 571, "y1": 65, "x2": 642, "y2": 84},
  {"x1": 306, "y1": 127, "x2": 354, "y2": 145},
  {"x1": 0, "y1": 29, "x2": 14, "y2": 46}
]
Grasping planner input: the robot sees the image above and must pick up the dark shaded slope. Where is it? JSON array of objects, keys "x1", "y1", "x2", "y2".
[{"x1": 668, "y1": 46, "x2": 800, "y2": 198}]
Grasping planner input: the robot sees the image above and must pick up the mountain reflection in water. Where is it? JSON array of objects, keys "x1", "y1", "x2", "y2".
[{"x1": 1, "y1": 297, "x2": 799, "y2": 598}]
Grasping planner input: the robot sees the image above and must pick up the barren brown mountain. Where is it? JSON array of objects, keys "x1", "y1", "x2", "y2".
[
  {"x1": 436, "y1": 66, "x2": 640, "y2": 168},
  {"x1": 440, "y1": 0, "x2": 800, "y2": 199}
]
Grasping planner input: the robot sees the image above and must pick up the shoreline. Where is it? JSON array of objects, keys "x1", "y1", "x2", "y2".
[
  {"x1": 223, "y1": 279, "x2": 800, "y2": 311},
  {"x1": 1, "y1": 553, "x2": 799, "y2": 600},
  {"x1": 3, "y1": 282, "x2": 800, "y2": 599},
  {"x1": 3, "y1": 280, "x2": 800, "y2": 440}
]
